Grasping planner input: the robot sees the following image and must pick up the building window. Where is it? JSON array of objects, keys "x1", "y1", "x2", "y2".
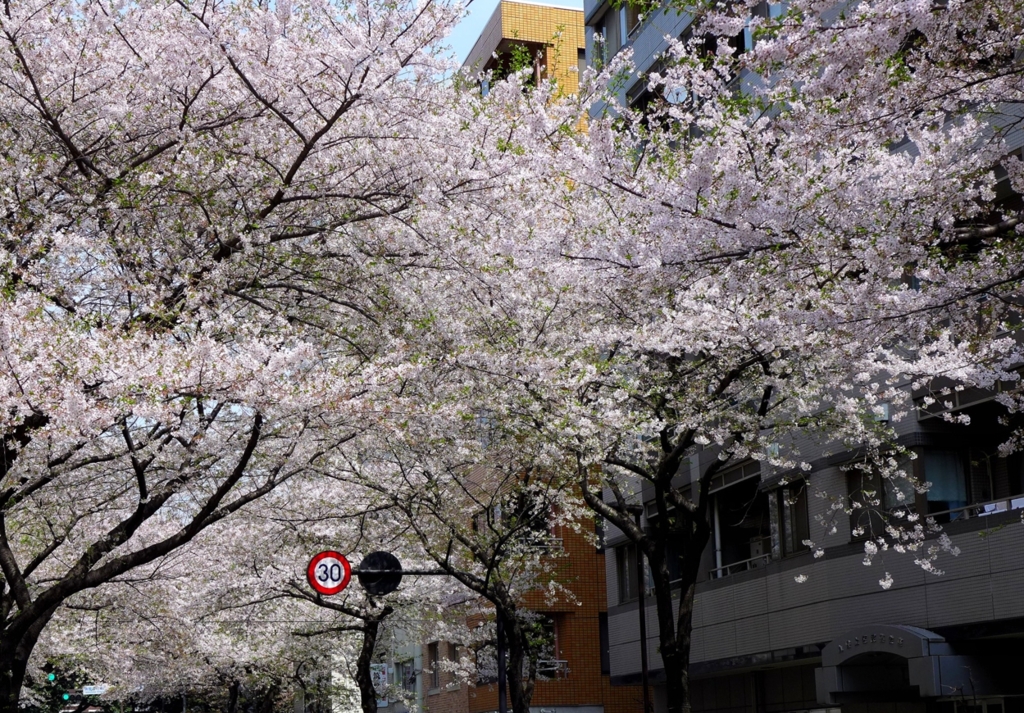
[
  {"x1": 850, "y1": 448, "x2": 972, "y2": 531},
  {"x1": 849, "y1": 456, "x2": 919, "y2": 538},
  {"x1": 624, "y1": 2, "x2": 642, "y2": 39},
  {"x1": 594, "y1": 515, "x2": 606, "y2": 553},
  {"x1": 396, "y1": 660, "x2": 416, "y2": 694},
  {"x1": 644, "y1": 502, "x2": 685, "y2": 582},
  {"x1": 593, "y1": 10, "x2": 621, "y2": 68},
  {"x1": 712, "y1": 469, "x2": 772, "y2": 577},
  {"x1": 774, "y1": 480, "x2": 810, "y2": 557},
  {"x1": 473, "y1": 490, "x2": 551, "y2": 547},
  {"x1": 615, "y1": 542, "x2": 642, "y2": 603},
  {"x1": 924, "y1": 450, "x2": 968, "y2": 515},
  {"x1": 475, "y1": 409, "x2": 497, "y2": 448},
  {"x1": 599, "y1": 612, "x2": 610, "y2": 675},
  {"x1": 1008, "y1": 451, "x2": 1024, "y2": 499},
  {"x1": 739, "y1": 2, "x2": 786, "y2": 51},
  {"x1": 474, "y1": 639, "x2": 498, "y2": 685},
  {"x1": 427, "y1": 642, "x2": 440, "y2": 690},
  {"x1": 754, "y1": 0, "x2": 786, "y2": 19},
  {"x1": 534, "y1": 615, "x2": 567, "y2": 679}
]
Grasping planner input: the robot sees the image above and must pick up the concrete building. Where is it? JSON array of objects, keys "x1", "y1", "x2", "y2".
[
  {"x1": 599, "y1": 393, "x2": 1024, "y2": 713},
  {"x1": 579, "y1": 2, "x2": 1024, "y2": 712}
]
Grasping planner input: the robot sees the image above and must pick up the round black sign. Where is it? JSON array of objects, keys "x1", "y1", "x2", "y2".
[{"x1": 357, "y1": 551, "x2": 403, "y2": 595}]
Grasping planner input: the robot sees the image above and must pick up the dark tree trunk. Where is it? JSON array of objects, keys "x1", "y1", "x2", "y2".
[
  {"x1": 342, "y1": 607, "x2": 395, "y2": 713},
  {"x1": 646, "y1": 496, "x2": 711, "y2": 713},
  {"x1": 354, "y1": 616, "x2": 384, "y2": 713},
  {"x1": 0, "y1": 651, "x2": 28, "y2": 713},
  {"x1": 0, "y1": 606, "x2": 57, "y2": 713},
  {"x1": 654, "y1": 533, "x2": 708, "y2": 713},
  {"x1": 647, "y1": 542, "x2": 685, "y2": 713},
  {"x1": 498, "y1": 609, "x2": 535, "y2": 713},
  {"x1": 226, "y1": 680, "x2": 240, "y2": 713},
  {"x1": 580, "y1": 452, "x2": 716, "y2": 713},
  {"x1": 256, "y1": 684, "x2": 279, "y2": 713}
]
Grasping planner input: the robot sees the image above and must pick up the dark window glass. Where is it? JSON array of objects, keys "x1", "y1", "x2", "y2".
[
  {"x1": 777, "y1": 481, "x2": 810, "y2": 556},
  {"x1": 616, "y1": 543, "x2": 639, "y2": 603},
  {"x1": 427, "y1": 642, "x2": 440, "y2": 690},
  {"x1": 924, "y1": 450, "x2": 968, "y2": 513},
  {"x1": 599, "y1": 613, "x2": 610, "y2": 675},
  {"x1": 715, "y1": 477, "x2": 771, "y2": 570}
]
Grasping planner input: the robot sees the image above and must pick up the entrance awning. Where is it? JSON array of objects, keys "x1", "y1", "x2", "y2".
[{"x1": 815, "y1": 625, "x2": 1006, "y2": 704}]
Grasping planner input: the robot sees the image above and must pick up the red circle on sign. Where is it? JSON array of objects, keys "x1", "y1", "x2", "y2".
[{"x1": 307, "y1": 551, "x2": 352, "y2": 596}]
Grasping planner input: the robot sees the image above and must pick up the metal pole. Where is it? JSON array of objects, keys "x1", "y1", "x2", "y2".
[
  {"x1": 496, "y1": 615, "x2": 508, "y2": 713},
  {"x1": 633, "y1": 509, "x2": 651, "y2": 713},
  {"x1": 349, "y1": 569, "x2": 450, "y2": 576},
  {"x1": 713, "y1": 496, "x2": 723, "y2": 572}
]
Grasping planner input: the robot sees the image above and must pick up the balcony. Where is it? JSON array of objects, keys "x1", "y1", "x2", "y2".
[
  {"x1": 709, "y1": 552, "x2": 773, "y2": 580},
  {"x1": 536, "y1": 659, "x2": 570, "y2": 679}
]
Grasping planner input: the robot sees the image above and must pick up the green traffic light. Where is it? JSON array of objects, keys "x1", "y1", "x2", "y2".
[
  {"x1": 62, "y1": 693, "x2": 70, "y2": 701},
  {"x1": 47, "y1": 673, "x2": 55, "y2": 682}
]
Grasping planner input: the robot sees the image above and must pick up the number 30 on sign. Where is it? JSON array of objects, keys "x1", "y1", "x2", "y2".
[{"x1": 307, "y1": 551, "x2": 352, "y2": 595}]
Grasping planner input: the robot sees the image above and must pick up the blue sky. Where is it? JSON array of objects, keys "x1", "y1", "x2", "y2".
[{"x1": 446, "y1": 0, "x2": 585, "y2": 65}]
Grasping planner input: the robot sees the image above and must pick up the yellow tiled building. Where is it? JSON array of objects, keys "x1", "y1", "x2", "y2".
[{"x1": 462, "y1": 0, "x2": 586, "y2": 95}]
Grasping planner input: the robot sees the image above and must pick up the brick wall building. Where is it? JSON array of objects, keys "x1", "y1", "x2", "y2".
[{"x1": 421, "y1": 517, "x2": 645, "y2": 713}]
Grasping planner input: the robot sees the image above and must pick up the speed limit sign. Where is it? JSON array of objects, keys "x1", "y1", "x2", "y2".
[{"x1": 307, "y1": 551, "x2": 352, "y2": 596}]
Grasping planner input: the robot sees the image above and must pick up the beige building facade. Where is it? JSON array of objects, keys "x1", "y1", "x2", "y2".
[{"x1": 463, "y1": 0, "x2": 586, "y2": 96}]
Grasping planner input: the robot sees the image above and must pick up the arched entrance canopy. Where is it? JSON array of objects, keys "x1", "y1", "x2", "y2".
[
  {"x1": 816, "y1": 625, "x2": 972, "y2": 704},
  {"x1": 823, "y1": 625, "x2": 951, "y2": 667}
]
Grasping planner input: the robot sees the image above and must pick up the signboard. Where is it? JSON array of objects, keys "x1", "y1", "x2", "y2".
[
  {"x1": 357, "y1": 551, "x2": 403, "y2": 595},
  {"x1": 82, "y1": 685, "x2": 109, "y2": 696},
  {"x1": 306, "y1": 551, "x2": 352, "y2": 596},
  {"x1": 370, "y1": 663, "x2": 389, "y2": 708}
]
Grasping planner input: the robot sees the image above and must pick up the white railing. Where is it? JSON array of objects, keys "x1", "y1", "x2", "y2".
[
  {"x1": 927, "y1": 496, "x2": 1024, "y2": 522},
  {"x1": 529, "y1": 536, "x2": 564, "y2": 552},
  {"x1": 709, "y1": 552, "x2": 772, "y2": 580},
  {"x1": 537, "y1": 659, "x2": 570, "y2": 679},
  {"x1": 706, "y1": 496, "x2": 1024, "y2": 581}
]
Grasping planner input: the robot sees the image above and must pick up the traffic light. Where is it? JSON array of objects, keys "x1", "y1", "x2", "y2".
[{"x1": 48, "y1": 673, "x2": 56, "y2": 682}]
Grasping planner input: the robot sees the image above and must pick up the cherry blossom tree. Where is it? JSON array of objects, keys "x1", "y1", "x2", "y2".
[
  {"x1": 386, "y1": 4, "x2": 1024, "y2": 713},
  {"x1": 25, "y1": 462, "x2": 469, "y2": 713},
  {"x1": 330, "y1": 405, "x2": 589, "y2": 713},
  {"x1": 3, "y1": 2, "x2": 1022, "y2": 713},
  {"x1": 0, "y1": 0, "x2": 495, "y2": 706}
]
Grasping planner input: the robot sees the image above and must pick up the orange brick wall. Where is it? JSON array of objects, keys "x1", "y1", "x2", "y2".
[
  {"x1": 421, "y1": 517, "x2": 644, "y2": 713},
  {"x1": 423, "y1": 641, "x2": 471, "y2": 713}
]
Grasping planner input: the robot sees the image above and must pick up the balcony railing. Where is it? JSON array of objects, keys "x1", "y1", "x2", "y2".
[
  {"x1": 536, "y1": 659, "x2": 570, "y2": 679},
  {"x1": 626, "y1": 17, "x2": 644, "y2": 40},
  {"x1": 528, "y1": 536, "x2": 564, "y2": 552},
  {"x1": 927, "y1": 495, "x2": 1024, "y2": 522},
  {"x1": 709, "y1": 552, "x2": 772, "y2": 580}
]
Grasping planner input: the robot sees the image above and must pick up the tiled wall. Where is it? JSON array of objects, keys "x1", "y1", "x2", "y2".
[
  {"x1": 501, "y1": 2, "x2": 585, "y2": 94},
  {"x1": 465, "y1": 1, "x2": 586, "y2": 96}
]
